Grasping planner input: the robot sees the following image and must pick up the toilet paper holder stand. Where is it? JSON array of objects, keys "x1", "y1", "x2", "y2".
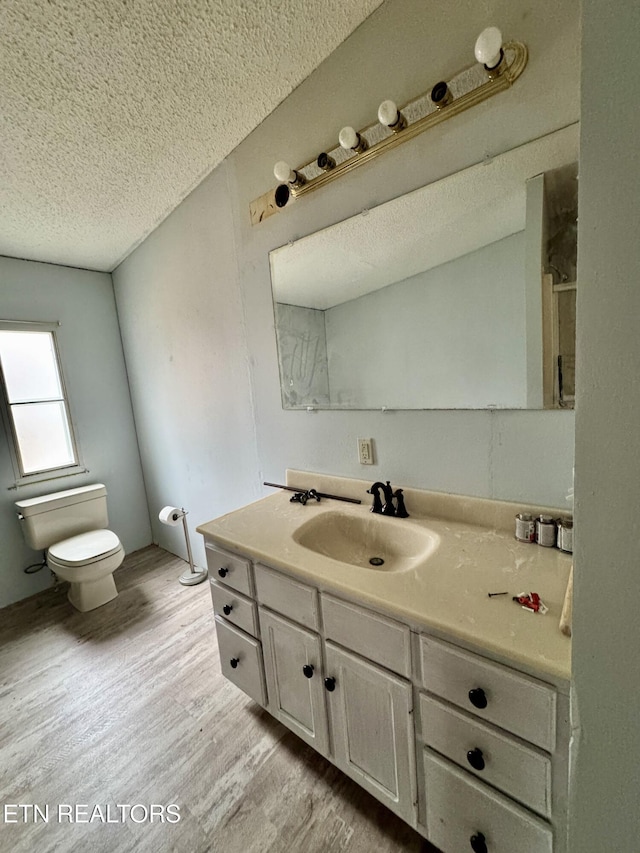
[{"x1": 158, "y1": 506, "x2": 208, "y2": 587}]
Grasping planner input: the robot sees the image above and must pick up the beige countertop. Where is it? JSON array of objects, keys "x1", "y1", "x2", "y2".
[{"x1": 197, "y1": 471, "x2": 572, "y2": 683}]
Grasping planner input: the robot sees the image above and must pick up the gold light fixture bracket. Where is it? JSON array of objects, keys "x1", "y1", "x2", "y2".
[{"x1": 251, "y1": 40, "x2": 528, "y2": 226}]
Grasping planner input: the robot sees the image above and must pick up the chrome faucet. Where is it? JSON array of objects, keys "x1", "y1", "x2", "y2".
[{"x1": 367, "y1": 481, "x2": 409, "y2": 518}]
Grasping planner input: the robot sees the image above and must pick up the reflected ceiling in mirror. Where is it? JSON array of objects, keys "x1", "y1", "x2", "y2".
[{"x1": 270, "y1": 124, "x2": 579, "y2": 410}]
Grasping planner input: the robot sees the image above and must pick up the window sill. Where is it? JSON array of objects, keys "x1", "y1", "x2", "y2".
[{"x1": 8, "y1": 465, "x2": 90, "y2": 490}]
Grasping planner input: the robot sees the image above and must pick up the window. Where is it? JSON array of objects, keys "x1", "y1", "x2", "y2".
[{"x1": 0, "y1": 323, "x2": 80, "y2": 482}]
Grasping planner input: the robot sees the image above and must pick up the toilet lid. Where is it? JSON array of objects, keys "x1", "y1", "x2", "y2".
[{"x1": 48, "y1": 529, "x2": 122, "y2": 567}]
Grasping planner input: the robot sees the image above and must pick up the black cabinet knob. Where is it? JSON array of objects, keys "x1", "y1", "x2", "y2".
[
  {"x1": 470, "y1": 832, "x2": 488, "y2": 853},
  {"x1": 230, "y1": 657, "x2": 239, "y2": 669},
  {"x1": 468, "y1": 687, "x2": 488, "y2": 709},
  {"x1": 218, "y1": 567, "x2": 228, "y2": 578},
  {"x1": 223, "y1": 604, "x2": 233, "y2": 616},
  {"x1": 302, "y1": 664, "x2": 315, "y2": 679},
  {"x1": 324, "y1": 677, "x2": 336, "y2": 692},
  {"x1": 467, "y1": 747, "x2": 486, "y2": 771}
]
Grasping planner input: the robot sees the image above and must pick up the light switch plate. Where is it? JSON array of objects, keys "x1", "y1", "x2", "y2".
[{"x1": 357, "y1": 438, "x2": 374, "y2": 465}]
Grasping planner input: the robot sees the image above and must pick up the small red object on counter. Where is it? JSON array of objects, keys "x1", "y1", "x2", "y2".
[{"x1": 512, "y1": 591, "x2": 547, "y2": 614}]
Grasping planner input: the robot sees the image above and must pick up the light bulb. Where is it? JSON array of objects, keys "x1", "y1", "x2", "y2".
[
  {"x1": 316, "y1": 152, "x2": 335, "y2": 171},
  {"x1": 274, "y1": 183, "x2": 290, "y2": 208},
  {"x1": 431, "y1": 81, "x2": 453, "y2": 109},
  {"x1": 474, "y1": 26, "x2": 503, "y2": 68},
  {"x1": 274, "y1": 160, "x2": 295, "y2": 183},
  {"x1": 378, "y1": 100, "x2": 399, "y2": 127},
  {"x1": 339, "y1": 126, "x2": 359, "y2": 150},
  {"x1": 339, "y1": 126, "x2": 368, "y2": 153}
]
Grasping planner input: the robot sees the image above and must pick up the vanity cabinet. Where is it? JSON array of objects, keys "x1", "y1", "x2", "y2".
[
  {"x1": 203, "y1": 539, "x2": 569, "y2": 853},
  {"x1": 254, "y1": 562, "x2": 416, "y2": 824},
  {"x1": 258, "y1": 606, "x2": 416, "y2": 823}
]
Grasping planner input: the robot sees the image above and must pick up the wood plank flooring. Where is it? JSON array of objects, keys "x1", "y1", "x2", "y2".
[{"x1": 0, "y1": 546, "x2": 436, "y2": 853}]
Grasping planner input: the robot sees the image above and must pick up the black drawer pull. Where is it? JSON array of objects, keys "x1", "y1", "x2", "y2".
[
  {"x1": 468, "y1": 687, "x2": 488, "y2": 709},
  {"x1": 230, "y1": 657, "x2": 239, "y2": 669},
  {"x1": 324, "y1": 676, "x2": 336, "y2": 692},
  {"x1": 302, "y1": 664, "x2": 315, "y2": 679},
  {"x1": 218, "y1": 567, "x2": 228, "y2": 578},
  {"x1": 470, "y1": 832, "x2": 487, "y2": 853},
  {"x1": 223, "y1": 604, "x2": 233, "y2": 616},
  {"x1": 467, "y1": 748, "x2": 486, "y2": 771}
]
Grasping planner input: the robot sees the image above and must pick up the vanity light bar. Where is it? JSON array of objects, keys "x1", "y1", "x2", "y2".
[{"x1": 251, "y1": 33, "x2": 527, "y2": 226}]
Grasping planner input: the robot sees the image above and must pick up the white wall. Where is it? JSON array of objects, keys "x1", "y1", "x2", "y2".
[
  {"x1": 112, "y1": 163, "x2": 261, "y2": 569},
  {"x1": 324, "y1": 234, "x2": 527, "y2": 409},
  {"x1": 569, "y1": 1, "x2": 640, "y2": 849},
  {"x1": 229, "y1": 0, "x2": 579, "y2": 508},
  {"x1": 0, "y1": 257, "x2": 151, "y2": 607},
  {"x1": 113, "y1": 0, "x2": 580, "y2": 576}
]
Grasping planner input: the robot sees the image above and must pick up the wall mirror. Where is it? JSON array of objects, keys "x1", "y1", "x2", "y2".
[{"x1": 269, "y1": 124, "x2": 579, "y2": 411}]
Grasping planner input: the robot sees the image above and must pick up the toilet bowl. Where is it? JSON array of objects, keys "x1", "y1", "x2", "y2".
[
  {"x1": 16, "y1": 484, "x2": 124, "y2": 613},
  {"x1": 47, "y1": 529, "x2": 125, "y2": 612}
]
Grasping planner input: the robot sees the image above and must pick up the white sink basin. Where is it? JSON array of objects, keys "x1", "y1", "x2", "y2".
[{"x1": 292, "y1": 509, "x2": 440, "y2": 572}]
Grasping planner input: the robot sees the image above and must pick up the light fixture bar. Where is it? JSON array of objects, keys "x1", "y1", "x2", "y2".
[
  {"x1": 251, "y1": 40, "x2": 527, "y2": 224},
  {"x1": 294, "y1": 42, "x2": 526, "y2": 197}
]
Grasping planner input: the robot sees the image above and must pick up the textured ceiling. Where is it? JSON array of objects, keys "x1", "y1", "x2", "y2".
[{"x1": 0, "y1": 0, "x2": 383, "y2": 272}]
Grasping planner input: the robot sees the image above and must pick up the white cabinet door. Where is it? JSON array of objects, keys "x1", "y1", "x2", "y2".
[
  {"x1": 260, "y1": 608, "x2": 329, "y2": 756},
  {"x1": 324, "y1": 641, "x2": 416, "y2": 825}
]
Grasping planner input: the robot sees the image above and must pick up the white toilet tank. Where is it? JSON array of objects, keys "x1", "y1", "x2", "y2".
[{"x1": 16, "y1": 484, "x2": 110, "y2": 551}]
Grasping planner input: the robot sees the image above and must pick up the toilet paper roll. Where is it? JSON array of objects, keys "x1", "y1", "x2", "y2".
[{"x1": 159, "y1": 506, "x2": 184, "y2": 526}]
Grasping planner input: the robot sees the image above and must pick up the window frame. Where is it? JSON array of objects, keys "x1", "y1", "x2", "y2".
[{"x1": 0, "y1": 320, "x2": 86, "y2": 488}]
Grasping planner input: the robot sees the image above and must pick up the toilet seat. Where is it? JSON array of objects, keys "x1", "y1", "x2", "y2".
[{"x1": 47, "y1": 529, "x2": 122, "y2": 567}]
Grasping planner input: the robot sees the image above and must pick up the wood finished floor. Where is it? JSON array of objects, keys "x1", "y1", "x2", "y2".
[{"x1": 0, "y1": 546, "x2": 437, "y2": 853}]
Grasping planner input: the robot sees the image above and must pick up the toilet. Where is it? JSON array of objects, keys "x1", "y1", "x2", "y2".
[{"x1": 15, "y1": 484, "x2": 124, "y2": 612}]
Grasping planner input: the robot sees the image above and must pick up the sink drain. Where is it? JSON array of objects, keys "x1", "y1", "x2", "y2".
[{"x1": 369, "y1": 557, "x2": 385, "y2": 566}]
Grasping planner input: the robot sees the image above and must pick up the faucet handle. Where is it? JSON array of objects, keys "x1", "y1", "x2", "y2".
[
  {"x1": 394, "y1": 489, "x2": 409, "y2": 518},
  {"x1": 367, "y1": 482, "x2": 384, "y2": 514},
  {"x1": 381, "y1": 480, "x2": 396, "y2": 516}
]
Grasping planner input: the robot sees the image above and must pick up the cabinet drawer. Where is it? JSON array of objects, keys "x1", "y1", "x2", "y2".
[
  {"x1": 420, "y1": 693, "x2": 551, "y2": 818},
  {"x1": 210, "y1": 580, "x2": 258, "y2": 637},
  {"x1": 424, "y1": 750, "x2": 553, "y2": 853},
  {"x1": 419, "y1": 636, "x2": 556, "y2": 751},
  {"x1": 214, "y1": 616, "x2": 266, "y2": 706},
  {"x1": 205, "y1": 543, "x2": 252, "y2": 596},
  {"x1": 321, "y1": 594, "x2": 411, "y2": 677},
  {"x1": 255, "y1": 564, "x2": 319, "y2": 630}
]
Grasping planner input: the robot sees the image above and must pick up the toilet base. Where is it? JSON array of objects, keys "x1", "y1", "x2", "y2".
[{"x1": 67, "y1": 573, "x2": 118, "y2": 612}]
